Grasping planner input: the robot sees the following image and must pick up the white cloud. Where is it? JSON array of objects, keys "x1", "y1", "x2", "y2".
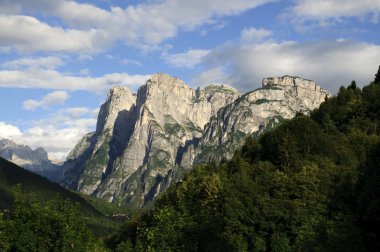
[
  {"x1": 291, "y1": 0, "x2": 380, "y2": 21},
  {"x1": 0, "y1": 122, "x2": 23, "y2": 139},
  {"x1": 104, "y1": 0, "x2": 275, "y2": 50},
  {"x1": 235, "y1": 41, "x2": 380, "y2": 92},
  {"x1": 191, "y1": 67, "x2": 231, "y2": 86},
  {"x1": 0, "y1": 69, "x2": 151, "y2": 93},
  {"x1": 0, "y1": 0, "x2": 109, "y2": 27},
  {"x1": 0, "y1": 106, "x2": 99, "y2": 160},
  {"x1": 192, "y1": 28, "x2": 380, "y2": 93},
  {"x1": 0, "y1": 15, "x2": 102, "y2": 53},
  {"x1": 23, "y1": 91, "x2": 69, "y2": 111},
  {"x1": 163, "y1": 49, "x2": 210, "y2": 68},
  {"x1": 0, "y1": 0, "x2": 274, "y2": 53},
  {"x1": 240, "y1": 27, "x2": 272, "y2": 43},
  {"x1": 65, "y1": 107, "x2": 99, "y2": 119},
  {"x1": 285, "y1": 0, "x2": 380, "y2": 30},
  {"x1": 79, "y1": 69, "x2": 90, "y2": 76},
  {"x1": 2, "y1": 56, "x2": 64, "y2": 70},
  {"x1": 121, "y1": 59, "x2": 142, "y2": 67}
]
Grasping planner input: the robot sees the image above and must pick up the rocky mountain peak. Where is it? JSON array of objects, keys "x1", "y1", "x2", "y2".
[
  {"x1": 96, "y1": 85, "x2": 136, "y2": 133},
  {"x1": 148, "y1": 73, "x2": 186, "y2": 87},
  {"x1": 61, "y1": 73, "x2": 330, "y2": 209},
  {"x1": 202, "y1": 84, "x2": 239, "y2": 94},
  {"x1": 108, "y1": 85, "x2": 132, "y2": 99},
  {"x1": 0, "y1": 138, "x2": 58, "y2": 179},
  {"x1": 0, "y1": 138, "x2": 49, "y2": 162},
  {"x1": 0, "y1": 138, "x2": 17, "y2": 149}
]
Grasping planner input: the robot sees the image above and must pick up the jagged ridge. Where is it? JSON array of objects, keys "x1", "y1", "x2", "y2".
[
  {"x1": 60, "y1": 73, "x2": 330, "y2": 208},
  {"x1": 0, "y1": 139, "x2": 59, "y2": 180}
]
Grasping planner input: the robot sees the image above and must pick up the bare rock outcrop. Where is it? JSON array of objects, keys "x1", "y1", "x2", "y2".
[{"x1": 61, "y1": 74, "x2": 330, "y2": 208}]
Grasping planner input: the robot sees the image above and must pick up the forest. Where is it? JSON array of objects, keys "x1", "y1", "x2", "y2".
[{"x1": 1, "y1": 67, "x2": 380, "y2": 251}]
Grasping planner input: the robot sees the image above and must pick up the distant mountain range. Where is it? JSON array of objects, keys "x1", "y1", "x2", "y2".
[
  {"x1": 0, "y1": 139, "x2": 60, "y2": 180},
  {"x1": 59, "y1": 73, "x2": 331, "y2": 208}
]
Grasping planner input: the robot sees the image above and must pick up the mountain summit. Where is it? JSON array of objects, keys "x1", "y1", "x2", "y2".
[
  {"x1": 60, "y1": 73, "x2": 330, "y2": 208},
  {"x1": 0, "y1": 139, "x2": 59, "y2": 180}
]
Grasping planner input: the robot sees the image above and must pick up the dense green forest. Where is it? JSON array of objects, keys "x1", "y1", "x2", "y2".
[
  {"x1": 0, "y1": 158, "x2": 125, "y2": 251},
  {"x1": 106, "y1": 69, "x2": 380, "y2": 251},
  {"x1": 1, "y1": 67, "x2": 380, "y2": 251}
]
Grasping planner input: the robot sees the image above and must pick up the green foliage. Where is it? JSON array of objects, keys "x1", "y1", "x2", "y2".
[
  {"x1": 254, "y1": 98, "x2": 270, "y2": 105},
  {"x1": 374, "y1": 65, "x2": 380, "y2": 84},
  {"x1": 164, "y1": 122, "x2": 184, "y2": 135},
  {"x1": 79, "y1": 193, "x2": 129, "y2": 217},
  {"x1": 0, "y1": 157, "x2": 124, "y2": 239},
  {"x1": 1, "y1": 186, "x2": 104, "y2": 252},
  {"x1": 0, "y1": 212, "x2": 10, "y2": 251}
]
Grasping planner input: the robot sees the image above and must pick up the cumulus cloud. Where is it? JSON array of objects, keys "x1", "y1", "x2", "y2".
[
  {"x1": 240, "y1": 27, "x2": 272, "y2": 44},
  {"x1": 2, "y1": 56, "x2": 64, "y2": 70},
  {"x1": 284, "y1": 0, "x2": 380, "y2": 31},
  {"x1": 0, "y1": 107, "x2": 99, "y2": 160},
  {"x1": 0, "y1": 0, "x2": 274, "y2": 53},
  {"x1": 163, "y1": 49, "x2": 210, "y2": 68},
  {"x1": 0, "y1": 122, "x2": 23, "y2": 139},
  {"x1": 0, "y1": 0, "x2": 110, "y2": 27},
  {"x1": 0, "y1": 15, "x2": 102, "y2": 53},
  {"x1": 0, "y1": 69, "x2": 151, "y2": 93},
  {"x1": 22, "y1": 91, "x2": 69, "y2": 111},
  {"x1": 192, "y1": 29, "x2": 380, "y2": 93},
  {"x1": 291, "y1": 0, "x2": 380, "y2": 21},
  {"x1": 192, "y1": 67, "x2": 232, "y2": 86}
]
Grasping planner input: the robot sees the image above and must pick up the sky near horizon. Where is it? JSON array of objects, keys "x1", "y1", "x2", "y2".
[{"x1": 0, "y1": 0, "x2": 380, "y2": 160}]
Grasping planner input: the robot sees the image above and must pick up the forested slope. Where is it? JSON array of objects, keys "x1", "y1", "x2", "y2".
[{"x1": 107, "y1": 69, "x2": 380, "y2": 251}]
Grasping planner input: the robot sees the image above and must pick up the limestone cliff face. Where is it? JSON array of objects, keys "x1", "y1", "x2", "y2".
[
  {"x1": 61, "y1": 74, "x2": 330, "y2": 208},
  {"x1": 0, "y1": 139, "x2": 59, "y2": 180},
  {"x1": 181, "y1": 75, "x2": 331, "y2": 165},
  {"x1": 61, "y1": 86, "x2": 136, "y2": 194},
  {"x1": 61, "y1": 73, "x2": 240, "y2": 207}
]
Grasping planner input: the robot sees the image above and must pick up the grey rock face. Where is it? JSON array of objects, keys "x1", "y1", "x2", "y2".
[
  {"x1": 61, "y1": 73, "x2": 239, "y2": 207},
  {"x1": 61, "y1": 74, "x2": 330, "y2": 208},
  {"x1": 181, "y1": 75, "x2": 331, "y2": 165},
  {"x1": 0, "y1": 139, "x2": 59, "y2": 180}
]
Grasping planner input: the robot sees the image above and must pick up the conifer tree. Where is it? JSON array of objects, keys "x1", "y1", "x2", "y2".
[{"x1": 374, "y1": 65, "x2": 380, "y2": 84}]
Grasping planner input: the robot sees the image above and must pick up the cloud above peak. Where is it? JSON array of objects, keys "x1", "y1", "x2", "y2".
[
  {"x1": 163, "y1": 49, "x2": 211, "y2": 68},
  {"x1": 191, "y1": 28, "x2": 380, "y2": 93},
  {"x1": 0, "y1": 0, "x2": 274, "y2": 53}
]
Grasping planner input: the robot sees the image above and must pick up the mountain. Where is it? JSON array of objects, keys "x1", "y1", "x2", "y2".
[
  {"x1": 60, "y1": 73, "x2": 330, "y2": 208},
  {"x1": 0, "y1": 139, "x2": 60, "y2": 180},
  {"x1": 107, "y1": 74, "x2": 380, "y2": 252},
  {"x1": 180, "y1": 76, "x2": 330, "y2": 166}
]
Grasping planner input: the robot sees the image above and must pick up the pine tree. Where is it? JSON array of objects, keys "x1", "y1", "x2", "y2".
[
  {"x1": 348, "y1": 80, "x2": 357, "y2": 90},
  {"x1": 374, "y1": 65, "x2": 380, "y2": 84}
]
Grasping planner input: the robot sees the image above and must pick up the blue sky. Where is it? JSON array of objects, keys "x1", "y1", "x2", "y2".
[{"x1": 0, "y1": 0, "x2": 379, "y2": 160}]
